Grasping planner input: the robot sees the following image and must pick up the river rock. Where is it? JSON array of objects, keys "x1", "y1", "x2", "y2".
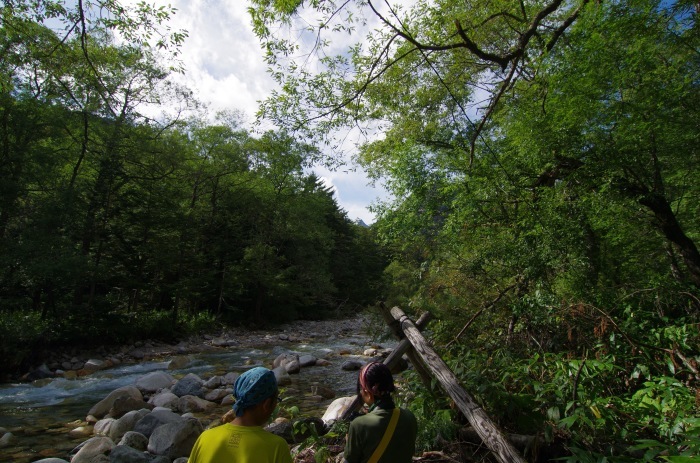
[
  {"x1": 299, "y1": 355, "x2": 317, "y2": 367},
  {"x1": 272, "y1": 366, "x2": 292, "y2": 386},
  {"x1": 172, "y1": 458, "x2": 188, "y2": 463},
  {"x1": 171, "y1": 373, "x2": 204, "y2": 398},
  {"x1": 316, "y1": 358, "x2": 331, "y2": 366},
  {"x1": 148, "y1": 391, "x2": 179, "y2": 409},
  {"x1": 71, "y1": 436, "x2": 114, "y2": 463},
  {"x1": 211, "y1": 336, "x2": 237, "y2": 347},
  {"x1": 203, "y1": 375, "x2": 222, "y2": 389},
  {"x1": 284, "y1": 359, "x2": 301, "y2": 374},
  {"x1": 177, "y1": 395, "x2": 216, "y2": 413},
  {"x1": 133, "y1": 409, "x2": 182, "y2": 437},
  {"x1": 94, "y1": 417, "x2": 116, "y2": 437},
  {"x1": 68, "y1": 425, "x2": 94, "y2": 438},
  {"x1": 265, "y1": 419, "x2": 293, "y2": 443},
  {"x1": 83, "y1": 359, "x2": 107, "y2": 371},
  {"x1": 135, "y1": 371, "x2": 175, "y2": 393},
  {"x1": 147, "y1": 417, "x2": 202, "y2": 459},
  {"x1": 110, "y1": 409, "x2": 151, "y2": 442},
  {"x1": 110, "y1": 396, "x2": 153, "y2": 418},
  {"x1": 313, "y1": 384, "x2": 336, "y2": 399},
  {"x1": 0, "y1": 431, "x2": 15, "y2": 448},
  {"x1": 118, "y1": 431, "x2": 149, "y2": 451},
  {"x1": 88, "y1": 386, "x2": 143, "y2": 419},
  {"x1": 273, "y1": 353, "x2": 299, "y2": 369},
  {"x1": 221, "y1": 394, "x2": 235, "y2": 406},
  {"x1": 222, "y1": 372, "x2": 239, "y2": 385},
  {"x1": 24, "y1": 363, "x2": 53, "y2": 381},
  {"x1": 167, "y1": 356, "x2": 191, "y2": 370},
  {"x1": 204, "y1": 388, "x2": 231, "y2": 402},
  {"x1": 341, "y1": 360, "x2": 363, "y2": 371},
  {"x1": 322, "y1": 396, "x2": 356, "y2": 424},
  {"x1": 109, "y1": 444, "x2": 149, "y2": 463},
  {"x1": 32, "y1": 459, "x2": 70, "y2": 463}
]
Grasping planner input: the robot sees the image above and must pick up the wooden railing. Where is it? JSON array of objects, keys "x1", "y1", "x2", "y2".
[{"x1": 369, "y1": 304, "x2": 527, "y2": 463}]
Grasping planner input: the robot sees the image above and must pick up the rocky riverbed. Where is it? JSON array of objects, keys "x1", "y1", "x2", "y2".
[{"x1": 0, "y1": 314, "x2": 396, "y2": 463}]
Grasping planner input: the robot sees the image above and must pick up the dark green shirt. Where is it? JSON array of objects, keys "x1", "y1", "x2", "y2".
[{"x1": 344, "y1": 407, "x2": 417, "y2": 463}]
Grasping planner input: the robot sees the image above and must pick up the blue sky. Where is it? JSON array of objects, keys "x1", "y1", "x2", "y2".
[{"x1": 141, "y1": 0, "x2": 390, "y2": 224}]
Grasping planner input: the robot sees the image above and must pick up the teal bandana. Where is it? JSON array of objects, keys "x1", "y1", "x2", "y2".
[{"x1": 232, "y1": 367, "x2": 278, "y2": 417}]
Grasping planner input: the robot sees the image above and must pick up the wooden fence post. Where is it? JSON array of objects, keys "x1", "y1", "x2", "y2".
[
  {"x1": 378, "y1": 303, "x2": 434, "y2": 389},
  {"x1": 340, "y1": 311, "x2": 432, "y2": 421},
  {"x1": 390, "y1": 306, "x2": 526, "y2": 463}
]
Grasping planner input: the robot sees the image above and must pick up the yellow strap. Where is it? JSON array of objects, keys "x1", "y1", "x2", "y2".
[{"x1": 367, "y1": 408, "x2": 401, "y2": 463}]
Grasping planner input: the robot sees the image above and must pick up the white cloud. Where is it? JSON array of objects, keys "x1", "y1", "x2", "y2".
[{"x1": 122, "y1": 0, "x2": 390, "y2": 223}]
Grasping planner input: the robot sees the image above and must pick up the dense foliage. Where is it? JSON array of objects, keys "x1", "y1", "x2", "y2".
[
  {"x1": 0, "y1": 1, "x2": 385, "y2": 375},
  {"x1": 250, "y1": 0, "x2": 699, "y2": 460}
]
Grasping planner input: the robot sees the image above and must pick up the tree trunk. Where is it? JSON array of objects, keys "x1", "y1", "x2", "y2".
[{"x1": 639, "y1": 192, "x2": 700, "y2": 288}]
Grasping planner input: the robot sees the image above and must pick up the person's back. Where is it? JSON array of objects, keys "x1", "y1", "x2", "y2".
[
  {"x1": 188, "y1": 422, "x2": 291, "y2": 463},
  {"x1": 344, "y1": 362, "x2": 418, "y2": 463},
  {"x1": 188, "y1": 367, "x2": 293, "y2": 463}
]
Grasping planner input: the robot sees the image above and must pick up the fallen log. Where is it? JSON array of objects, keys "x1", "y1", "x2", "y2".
[{"x1": 389, "y1": 305, "x2": 526, "y2": 463}]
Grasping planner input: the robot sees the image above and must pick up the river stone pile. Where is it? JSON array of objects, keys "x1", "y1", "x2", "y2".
[{"x1": 29, "y1": 345, "x2": 380, "y2": 463}]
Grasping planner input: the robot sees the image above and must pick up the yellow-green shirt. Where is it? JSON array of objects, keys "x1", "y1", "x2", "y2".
[{"x1": 188, "y1": 423, "x2": 293, "y2": 463}]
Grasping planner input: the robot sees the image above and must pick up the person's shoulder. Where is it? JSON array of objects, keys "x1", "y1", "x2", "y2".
[{"x1": 198, "y1": 422, "x2": 233, "y2": 438}]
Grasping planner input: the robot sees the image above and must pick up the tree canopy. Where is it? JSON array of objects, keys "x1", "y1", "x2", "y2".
[
  {"x1": 0, "y1": 1, "x2": 385, "y2": 374},
  {"x1": 250, "y1": 0, "x2": 700, "y2": 459}
]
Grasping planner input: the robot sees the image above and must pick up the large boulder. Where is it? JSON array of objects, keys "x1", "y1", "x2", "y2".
[
  {"x1": 88, "y1": 386, "x2": 143, "y2": 419},
  {"x1": 147, "y1": 418, "x2": 202, "y2": 459},
  {"x1": 322, "y1": 396, "x2": 357, "y2": 424},
  {"x1": 171, "y1": 373, "x2": 204, "y2": 398},
  {"x1": 177, "y1": 395, "x2": 216, "y2": 413},
  {"x1": 109, "y1": 396, "x2": 153, "y2": 418},
  {"x1": 109, "y1": 445, "x2": 150, "y2": 463},
  {"x1": 118, "y1": 431, "x2": 149, "y2": 451},
  {"x1": 71, "y1": 436, "x2": 114, "y2": 463},
  {"x1": 135, "y1": 371, "x2": 175, "y2": 393},
  {"x1": 133, "y1": 409, "x2": 182, "y2": 437},
  {"x1": 148, "y1": 391, "x2": 179, "y2": 409},
  {"x1": 109, "y1": 409, "x2": 151, "y2": 442},
  {"x1": 94, "y1": 418, "x2": 116, "y2": 437}
]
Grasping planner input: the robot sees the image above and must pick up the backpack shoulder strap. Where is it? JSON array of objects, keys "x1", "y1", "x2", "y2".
[{"x1": 367, "y1": 408, "x2": 401, "y2": 463}]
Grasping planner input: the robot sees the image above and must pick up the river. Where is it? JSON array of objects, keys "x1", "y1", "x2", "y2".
[{"x1": 0, "y1": 317, "x2": 376, "y2": 462}]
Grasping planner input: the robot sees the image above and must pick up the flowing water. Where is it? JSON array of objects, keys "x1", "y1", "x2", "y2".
[{"x1": 0, "y1": 321, "x2": 375, "y2": 462}]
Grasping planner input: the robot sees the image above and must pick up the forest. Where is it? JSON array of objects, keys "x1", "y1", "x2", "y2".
[{"x1": 2, "y1": 0, "x2": 699, "y2": 461}]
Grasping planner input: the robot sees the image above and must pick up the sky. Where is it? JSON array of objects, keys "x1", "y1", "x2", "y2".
[{"x1": 148, "y1": 0, "x2": 390, "y2": 224}]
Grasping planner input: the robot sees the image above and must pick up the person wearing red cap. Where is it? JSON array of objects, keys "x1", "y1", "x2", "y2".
[{"x1": 344, "y1": 362, "x2": 418, "y2": 463}]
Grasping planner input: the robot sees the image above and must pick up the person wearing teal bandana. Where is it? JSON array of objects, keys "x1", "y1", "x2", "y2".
[
  {"x1": 188, "y1": 367, "x2": 293, "y2": 463},
  {"x1": 344, "y1": 362, "x2": 418, "y2": 463}
]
